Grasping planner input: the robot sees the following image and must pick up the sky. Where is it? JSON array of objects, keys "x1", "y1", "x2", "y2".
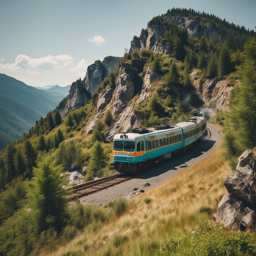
[{"x1": 0, "y1": 0, "x2": 255, "y2": 88}]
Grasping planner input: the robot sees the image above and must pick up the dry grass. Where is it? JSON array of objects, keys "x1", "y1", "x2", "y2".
[{"x1": 40, "y1": 147, "x2": 231, "y2": 256}]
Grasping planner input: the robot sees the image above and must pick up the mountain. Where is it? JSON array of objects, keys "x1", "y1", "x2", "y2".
[
  {"x1": 46, "y1": 85, "x2": 71, "y2": 103},
  {"x1": 58, "y1": 56, "x2": 120, "y2": 117},
  {"x1": 0, "y1": 74, "x2": 59, "y2": 150}
]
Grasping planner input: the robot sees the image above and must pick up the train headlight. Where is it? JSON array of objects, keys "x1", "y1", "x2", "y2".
[{"x1": 127, "y1": 157, "x2": 131, "y2": 161}]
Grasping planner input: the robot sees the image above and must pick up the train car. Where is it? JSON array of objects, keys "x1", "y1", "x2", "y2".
[{"x1": 111, "y1": 115, "x2": 207, "y2": 174}]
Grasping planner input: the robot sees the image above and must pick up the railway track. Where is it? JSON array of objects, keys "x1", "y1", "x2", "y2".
[{"x1": 68, "y1": 172, "x2": 132, "y2": 201}]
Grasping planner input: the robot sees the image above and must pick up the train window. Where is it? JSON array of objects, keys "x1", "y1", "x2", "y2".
[
  {"x1": 148, "y1": 141, "x2": 152, "y2": 150},
  {"x1": 165, "y1": 138, "x2": 168, "y2": 145},
  {"x1": 141, "y1": 141, "x2": 144, "y2": 151},
  {"x1": 160, "y1": 139, "x2": 164, "y2": 146},
  {"x1": 168, "y1": 137, "x2": 171, "y2": 144},
  {"x1": 114, "y1": 141, "x2": 123, "y2": 151},
  {"x1": 124, "y1": 141, "x2": 135, "y2": 152},
  {"x1": 137, "y1": 142, "x2": 140, "y2": 152}
]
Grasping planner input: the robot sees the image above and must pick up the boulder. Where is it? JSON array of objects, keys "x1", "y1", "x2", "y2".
[
  {"x1": 224, "y1": 149, "x2": 256, "y2": 204},
  {"x1": 112, "y1": 64, "x2": 135, "y2": 117},
  {"x1": 216, "y1": 193, "x2": 255, "y2": 231},
  {"x1": 68, "y1": 171, "x2": 83, "y2": 186},
  {"x1": 151, "y1": 39, "x2": 174, "y2": 55}
]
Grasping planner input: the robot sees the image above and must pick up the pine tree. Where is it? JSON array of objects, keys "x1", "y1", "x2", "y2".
[
  {"x1": 199, "y1": 36, "x2": 208, "y2": 52},
  {"x1": 149, "y1": 93, "x2": 165, "y2": 117},
  {"x1": 151, "y1": 56, "x2": 161, "y2": 74},
  {"x1": 198, "y1": 52, "x2": 207, "y2": 69},
  {"x1": 88, "y1": 141, "x2": 107, "y2": 176},
  {"x1": 91, "y1": 121, "x2": 104, "y2": 142},
  {"x1": 218, "y1": 43, "x2": 232, "y2": 77},
  {"x1": 23, "y1": 140, "x2": 37, "y2": 176},
  {"x1": 104, "y1": 110, "x2": 113, "y2": 127},
  {"x1": 28, "y1": 159, "x2": 68, "y2": 232},
  {"x1": 5, "y1": 144, "x2": 16, "y2": 182},
  {"x1": 174, "y1": 37, "x2": 185, "y2": 61},
  {"x1": 47, "y1": 112, "x2": 55, "y2": 130},
  {"x1": 65, "y1": 113, "x2": 74, "y2": 127},
  {"x1": 54, "y1": 111, "x2": 62, "y2": 126},
  {"x1": 37, "y1": 135, "x2": 46, "y2": 151},
  {"x1": 15, "y1": 149, "x2": 26, "y2": 175},
  {"x1": 57, "y1": 129, "x2": 64, "y2": 143},
  {"x1": 183, "y1": 67, "x2": 192, "y2": 91},
  {"x1": 222, "y1": 37, "x2": 256, "y2": 167},
  {"x1": 164, "y1": 62, "x2": 180, "y2": 97},
  {"x1": 206, "y1": 54, "x2": 218, "y2": 78}
]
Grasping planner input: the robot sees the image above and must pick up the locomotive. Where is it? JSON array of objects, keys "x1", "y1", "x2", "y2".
[{"x1": 111, "y1": 114, "x2": 207, "y2": 174}]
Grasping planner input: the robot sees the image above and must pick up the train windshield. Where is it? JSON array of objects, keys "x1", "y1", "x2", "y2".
[
  {"x1": 114, "y1": 141, "x2": 123, "y2": 151},
  {"x1": 124, "y1": 141, "x2": 135, "y2": 152}
]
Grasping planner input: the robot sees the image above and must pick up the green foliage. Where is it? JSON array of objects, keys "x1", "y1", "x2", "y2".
[
  {"x1": 174, "y1": 37, "x2": 186, "y2": 61},
  {"x1": 54, "y1": 111, "x2": 62, "y2": 126},
  {"x1": 165, "y1": 95, "x2": 173, "y2": 107},
  {"x1": 199, "y1": 36, "x2": 208, "y2": 52},
  {"x1": 86, "y1": 141, "x2": 108, "y2": 180},
  {"x1": 151, "y1": 56, "x2": 161, "y2": 74},
  {"x1": 206, "y1": 54, "x2": 218, "y2": 78},
  {"x1": 47, "y1": 112, "x2": 55, "y2": 130},
  {"x1": 65, "y1": 113, "x2": 74, "y2": 127},
  {"x1": 222, "y1": 36, "x2": 256, "y2": 167},
  {"x1": 197, "y1": 52, "x2": 207, "y2": 69},
  {"x1": 55, "y1": 140, "x2": 83, "y2": 171},
  {"x1": 104, "y1": 110, "x2": 113, "y2": 127},
  {"x1": 37, "y1": 135, "x2": 47, "y2": 151},
  {"x1": 15, "y1": 148, "x2": 26, "y2": 175},
  {"x1": 23, "y1": 140, "x2": 37, "y2": 176},
  {"x1": 218, "y1": 43, "x2": 233, "y2": 77},
  {"x1": 4, "y1": 144, "x2": 16, "y2": 183},
  {"x1": 149, "y1": 93, "x2": 165, "y2": 118},
  {"x1": 104, "y1": 197, "x2": 128, "y2": 217},
  {"x1": 91, "y1": 121, "x2": 104, "y2": 143},
  {"x1": 28, "y1": 158, "x2": 68, "y2": 232},
  {"x1": 144, "y1": 198, "x2": 152, "y2": 204}
]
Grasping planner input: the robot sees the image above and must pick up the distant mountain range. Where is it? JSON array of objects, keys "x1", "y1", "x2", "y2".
[{"x1": 0, "y1": 74, "x2": 61, "y2": 150}]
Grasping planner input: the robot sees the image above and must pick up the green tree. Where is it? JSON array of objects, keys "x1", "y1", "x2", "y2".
[
  {"x1": 91, "y1": 121, "x2": 104, "y2": 142},
  {"x1": 199, "y1": 36, "x2": 208, "y2": 52},
  {"x1": 65, "y1": 113, "x2": 74, "y2": 127},
  {"x1": 104, "y1": 110, "x2": 113, "y2": 127},
  {"x1": 5, "y1": 144, "x2": 16, "y2": 182},
  {"x1": 15, "y1": 149, "x2": 26, "y2": 175},
  {"x1": 164, "y1": 62, "x2": 181, "y2": 97},
  {"x1": 149, "y1": 93, "x2": 165, "y2": 117},
  {"x1": 28, "y1": 159, "x2": 68, "y2": 232},
  {"x1": 57, "y1": 129, "x2": 64, "y2": 143},
  {"x1": 87, "y1": 141, "x2": 107, "y2": 178},
  {"x1": 151, "y1": 56, "x2": 161, "y2": 74},
  {"x1": 222, "y1": 37, "x2": 256, "y2": 167},
  {"x1": 47, "y1": 112, "x2": 55, "y2": 130},
  {"x1": 198, "y1": 52, "x2": 207, "y2": 69},
  {"x1": 165, "y1": 95, "x2": 173, "y2": 107},
  {"x1": 54, "y1": 111, "x2": 62, "y2": 126},
  {"x1": 23, "y1": 140, "x2": 37, "y2": 176},
  {"x1": 218, "y1": 43, "x2": 232, "y2": 77},
  {"x1": 174, "y1": 37, "x2": 185, "y2": 61},
  {"x1": 37, "y1": 135, "x2": 46, "y2": 151},
  {"x1": 206, "y1": 54, "x2": 218, "y2": 78}
]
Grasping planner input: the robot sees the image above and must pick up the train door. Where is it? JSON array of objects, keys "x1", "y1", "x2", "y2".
[{"x1": 142, "y1": 139, "x2": 147, "y2": 161}]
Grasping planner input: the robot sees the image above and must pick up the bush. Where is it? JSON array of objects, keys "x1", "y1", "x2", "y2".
[{"x1": 104, "y1": 197, "x2": 128, "y2": 217}]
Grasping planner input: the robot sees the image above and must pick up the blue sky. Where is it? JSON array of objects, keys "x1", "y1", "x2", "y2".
[{"x1": 0, "y1": 0, "x2": 255, "y2": 87}]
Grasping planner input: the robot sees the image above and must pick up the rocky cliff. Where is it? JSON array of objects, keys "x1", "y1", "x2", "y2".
[
  {"x1": 189, "y1": 69, "x2": 236, "y2": 110},
  {"x1": 217, "y1": 148, "x2": 256, "y2": 232},
  {"x1": 58, "y1": 56, "x2": 120, "y2": 117},
  {"x1": 129, "y1": 14, "x2": 223, "y2": 55}
]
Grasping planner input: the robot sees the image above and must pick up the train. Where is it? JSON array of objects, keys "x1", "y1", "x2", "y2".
[{"x1": 111, "y1": 113, "x2": 207, "y2": 174}]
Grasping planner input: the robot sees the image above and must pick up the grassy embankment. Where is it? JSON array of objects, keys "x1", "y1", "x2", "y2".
[{"x1": 39, "y1": 143, "x2": 256, "y2": 256}]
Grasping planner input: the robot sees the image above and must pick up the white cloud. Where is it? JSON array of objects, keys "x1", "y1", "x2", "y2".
[
  {"x1": 69, "y1": 58, "x2": 90, "y2": 77},
  {"x1": 0, "y1": 54, "x2": 73, "y2": 74},
  {"x1": 88, "y1": 35, "x2": 106, "y2": 45}
]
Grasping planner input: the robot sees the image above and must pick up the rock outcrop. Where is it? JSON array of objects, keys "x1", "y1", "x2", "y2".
[
  {"x1": 190, "y1": 69, "x2": 235, "y2": 110},
  {"x1": 151, "y1": 39, "x2": 173, "y2": 55},
  {"x1": 58, "y1": 56, "x2": 120, "y2": 117},
  {"x1": 137, "y1": 66, "x2": 159, "y2": 104},
  {"x1": 216, "y1": 148, "x2": 256, "y2": 232},
  {"x1": 112, "y1": 64, "x2": 136, "y2": 117},
  {"x1": 97, "y1": 83, "x2": 115, "y2": 112}
]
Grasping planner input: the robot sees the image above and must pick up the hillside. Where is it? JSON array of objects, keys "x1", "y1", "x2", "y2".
[
  {"x1": 46, "y1": 85, "x2": 71, "y2": 103},
  {"x1": 0, "y1": 7, "x2": 255, "y2": 256},
  {"x1": 0, "y1": 74, "x2": 60, "y2": 150}
]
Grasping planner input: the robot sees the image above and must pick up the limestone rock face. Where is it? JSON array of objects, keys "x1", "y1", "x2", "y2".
[
  {"x1": 151, "y1": 39, "x2": 174, "y2": 55},
  {"x1": 84, "y1": 61, "x2": 108, "y2": 96},
  {"x1": 59, "y1": 80, "x2": 88, "y2": 117},
  {"x1": 105, "y1": 106, "x2": 139, "y2": 142},
  {"x1": 57, "y1": 56, "x2": 120, "y2": 117},
  {"x1": 190, "y1": 69, "x2": 236, "y2": 110},
  {"x1": 112, "y1": 64, "x2": 135, "y2": 117},
  {"x1": 216, "y1": 148, "x2": 256, "y2": 231},
  {"x1": 97, "y1": 83, "x2": 114, "y2": 112},
  {"x1": 86, "y1": 112, "x2": 101, "y2": 135},
  {"x1": 216, "y1": 193, "x2": 255, "y2": 231},
  {"x1": 137, "y1": 66, "x2": 159, "y2": 104},
  {"x1": 146, "y1": 20, "x2": 168, "y2": 49}
]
